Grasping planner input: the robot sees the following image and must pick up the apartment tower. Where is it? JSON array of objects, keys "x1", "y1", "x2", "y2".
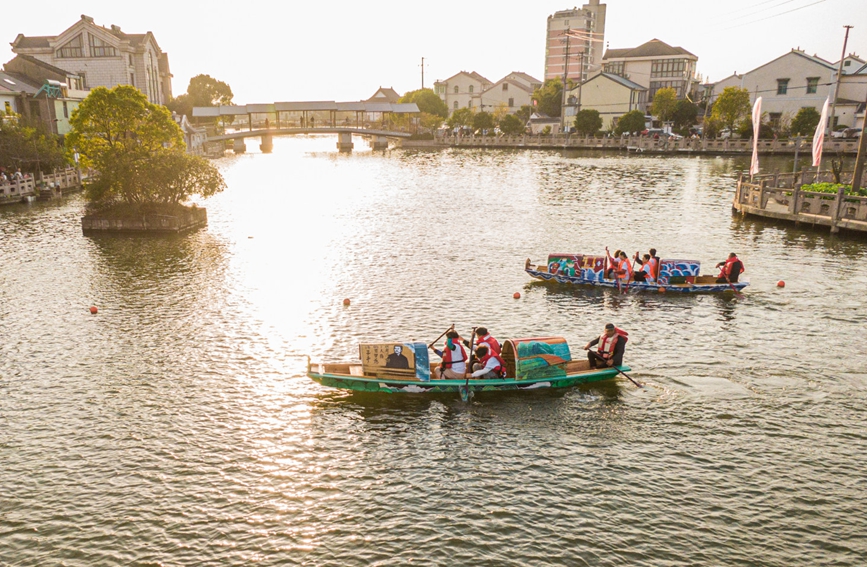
[{"x1": 544, "y1": 2, "x2": 607, "y2": 84}]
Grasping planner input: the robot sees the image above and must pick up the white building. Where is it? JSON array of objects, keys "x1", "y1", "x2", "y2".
[
  {"x1": 434, "y1": 71, "x2": 492, "y2": 113},
  {"x1": 601, "y1": 39, "x2": 698, "y2": 100},
  {"x1": 544, "y1": 3, "x2": 607, "y2": 83},
  {"x1": 712, "y1": 49, "x2": 866, "y2": 131},
  {"x1": 10, "y1": 14, "x2": 172, "y2": 105},
  {"x1": 479, "y1": 72, "x2": 542, "y2": 115},
  {"x1": 564, "y1": 72, "x2": 647, "y2": 130}
]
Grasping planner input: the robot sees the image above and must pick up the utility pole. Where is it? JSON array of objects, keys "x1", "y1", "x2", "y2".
[
  {"x1": 560, "y1": 28, "x2": 571, "y2": 133},
  {"x1": 577, "y1": 50, "x2": 585, "y2": 113},
  {"x1": 828, "y1": 25, "x2": 853, "y2": 136},
  {"x1": 419, "y1": 57, "x2": 427, "y2": 90}
]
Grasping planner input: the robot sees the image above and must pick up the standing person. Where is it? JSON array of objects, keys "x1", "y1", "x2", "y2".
[
  {"x1": 584, "y1": 323, "x2": 627, "y2": 368},
  {"x1": 465, "y1": 326, "x2": 501, "y2": 356},
  {"x1": 431, "y1": 330, "x2": 468, "y2": 380},
  {"x1": 468, "y1": 344, "x2": 506, "y2": 379},
  {"x1": 715, "y1": 253, "x2": 745, "y2": 283},
  {"x1": 633, "y1": 252, "x2": 657, "y2": 283},
  {"x1": 605, "y1": 248, "x2": 623, "y2": 280}
]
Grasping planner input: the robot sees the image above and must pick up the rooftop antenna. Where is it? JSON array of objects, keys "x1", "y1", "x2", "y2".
[{"x1": 419, "y1": 57, "x2": 429, "y2": 90}]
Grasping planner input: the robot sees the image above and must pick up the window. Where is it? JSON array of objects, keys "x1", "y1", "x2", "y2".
[
  {"x1": 128, "y1": 54, "x2": 133, "y2": 66},
  {"x1": 90, "y1": 35, "x2": 116, "y2": 57},
  {"x1": 502, "y1": 83, "x2": 509, "y2": 91},
  {"x1": 508, "y1": 97, "x2": 514, "y2": 107},
  {"x1": 469, "y1": 85, "x2": 474, "y2": 93},
  {"x1": 651, "y1": 59, "x2": 686, "y2": 78},
  {"x1": 768, "y1": 112, "x2": 781, "y2": 129},
  {"x1": 777, "y1": 79, "x2": 789, "y2": 95},
  {"x1": 806, "y1": 77, "x2": 819, "y2": 94},
  {"x1": 130, "y1": 73, "x2": 135, "y2": 86},
  {"x1": 62, "y1": 101, "x2": 69, "y2": 118},
  {"x1": 454, "y1": 86, "x2": 459, "y2": 94},
  {"x1": 468, "y1": 100, "x2": 473, "y2": 109},
  {"x1": 57, "y1": 34, "x2": 83, "y2": 58},
  {"x1": 604, "y1": 61, "x2": 624, "y2": 77},
  {"x1": 649, "y1": 80, "x2": 684, "y2": 99},
  {"x1": 78, "y1": 72, "x2": 87, "y2": 88},
  {"x1": 454, "y1": 101, "x2": 458, "y2": 109},
  {"x1": 844, "y1": 60, "x2": 851, "y2": 67}
]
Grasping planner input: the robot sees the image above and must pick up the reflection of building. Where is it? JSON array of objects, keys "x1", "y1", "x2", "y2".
[
  {"x1": 713, "y1": 49, "x2": 867, "y2": 131},
  {"x1": 601, "y1": 39, "x2": 698, "y2": 100},
  {"x1": 434, "y1": 71, "x2": 491, "y2": 112},
  {"x1": 0, "y1": 55, "x2": 88, "y2": 135},
  {"x1": 544, "y1": 2, "x2": 607, "y2": 83},
  {"x1": 10, "y1": 14, "x2": 172, "y2": 104},
  {"x1": 564, "y1": 73, "x2": 647, "y2": 130}
]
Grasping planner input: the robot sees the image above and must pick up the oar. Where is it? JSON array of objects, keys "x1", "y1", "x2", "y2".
[
  {"x1": 724, "y1": 275, "x2": 744, "y2": 299},
  {"x1": 591, "y1": 351, "x2": 643, "y2": 388},
  {"x1": 428, "y1": 324, "x2": 455, "y2": 350},
  {"x1": 459, "y1": 327, "x2": 477, "y2": 402}
]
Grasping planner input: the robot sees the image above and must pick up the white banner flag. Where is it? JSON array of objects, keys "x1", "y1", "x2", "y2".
[
  {"x1": 812, "y1": 97, "x2": 830, "y2": 167},
  {"x1": 750, "y1": 97, "x2": 762, "y2": 177}
]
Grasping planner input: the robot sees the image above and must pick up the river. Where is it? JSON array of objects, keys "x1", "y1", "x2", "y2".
[{"x1": 1, "y1": 136, "x2": 865, "y2": 566}]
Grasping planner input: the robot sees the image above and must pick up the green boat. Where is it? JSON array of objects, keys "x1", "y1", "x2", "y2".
[{"x1": 306, "y1": 337, "x2": 630, "y2": 395}]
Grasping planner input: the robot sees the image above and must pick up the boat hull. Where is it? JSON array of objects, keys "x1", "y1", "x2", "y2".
[
  {"x1": 307, "y1": 366, "x2": 627, "y2": 394},
  {"x1": 526, "y1": 268, "x2": 748, "y2": 294}
]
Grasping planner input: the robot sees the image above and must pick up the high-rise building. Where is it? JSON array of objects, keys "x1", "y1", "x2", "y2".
[{"x1": 544, "y1": 2, "x2": 607, "y2": 84}]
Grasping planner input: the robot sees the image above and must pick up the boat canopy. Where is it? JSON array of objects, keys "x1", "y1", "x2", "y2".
[{"x1": 501, "y1": 337, "x2": 572, "y2": 381}]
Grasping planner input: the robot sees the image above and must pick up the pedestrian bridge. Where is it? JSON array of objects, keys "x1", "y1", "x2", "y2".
[{"x1": 193, "y1": 101, "x2": 419, "y2": 152}]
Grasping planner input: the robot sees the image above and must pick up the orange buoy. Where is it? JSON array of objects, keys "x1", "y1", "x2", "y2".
[
  {"x1": 777, "y1": 280, "x2": 785, "y2": 288},
  {"x1": 89, "y1": 306, "x2": 98, "y2": 314},
  {"x1": 513, "y1": 292, "x2": 521, "y2": 299},
  {"x1": 343, "y1": 298, "x2": 351, "y2": 306},
  {"x1": 658, "y1": 287, "x2": 666, "y2": 293}
]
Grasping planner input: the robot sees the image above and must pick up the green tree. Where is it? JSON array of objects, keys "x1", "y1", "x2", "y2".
[
  {"x1": 447, "y1": 107, "x2": 474, "y2": 129},
  {"x1": 399, "y1": 88, "x2": 448, "y2": 118},
  {"x1": 650, "y1": 87, "x2": 678, "y2": 124},
  {"x1": 168, "y1": 74, "x2": 234, "y2": 118},
  {"x1": 672, "y1": 100, "x2": 698, "y2": 133},
  {"x1": 790, "y1": 107, "x2": 821, "y2": 137},
  {"x1": 499, "y1": 114, "x2": 526, "y2": 135},
  {"x1": 710, "y1": 87, "x2": 751, "y2": 137},
  {"x1": 614, "y1": 110, "x2": 646, "y2": 135},
  {"x1": 473, "y1": 111, "x2": 495, "y2": 133},
  {"x1": 532, "y1": 79, "x2": 567, "y2": 118},
  {"x1": 737, "y1": 113, "x2": 775, "y2": 139},
  {"x1": 0, "y1": 115, "x2": 68, "y2": 173},
  {"x1": 67, "y1": 85, "x2": 225, "y2": 208},
  {"x1": 573, "y1": 109, "x2": 602, "y2": 136},
  {"x1": 515, "y1": 105, "x2": 533, "y2": 122}
]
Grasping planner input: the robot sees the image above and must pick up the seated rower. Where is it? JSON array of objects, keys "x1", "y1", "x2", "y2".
[
  {"x1": 431, "y1": 330, "x2": 468, "y2": 380},
  {"x1": 464, "y1": 326, "x2": 501, "y2": 356},
  {"x1": 468, "y1": 344, "x2": 507, "y2": 379},
  {"x1": 632, "y1": 253, "x2": 657, "y2": 283},
  {"x1": 606, "y1": 247, "x2": 633, "y2": 283},
  {"x1": 715, "y1": 253, "x2": 744, "y2": 283},
  {"x1": 583, "y1": 323, "x2": 626, "y2": 368}
]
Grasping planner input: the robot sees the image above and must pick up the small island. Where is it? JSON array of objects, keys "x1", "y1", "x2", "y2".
[{"x1": 68, "y1": 85, "x2": 225, "y2": 235}]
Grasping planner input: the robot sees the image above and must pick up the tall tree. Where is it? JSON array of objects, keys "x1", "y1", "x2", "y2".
[
  {"x1": 399, "y1": 88, "x2": 448, "y2": 118},
  {"x1": 167, "y1": 74, "x2": 234, "y2": 117},
  {"x1": 614, "y1": 110, "x2": 646, "y2": 135},
  {"x1": 516, "y1": 105, "x2": 533, "y2": 122},
  {"x1": 67, "y1": 85, "x2": 225, "y2": 208},
  {"x1": 651, "y1": 87, "x2": 678, "y2": 124},
  {"x1": 573, "y1": 109, "x2": 602, "y2": 136},
  {"x1": 499, "y1": 114, "x2": 526, "y2": 135},
  {"x1": 672, "y1": 100, "x2": 698, "y2": 132},
  {"x1": 473, "y1": 111, "x2": 495, "y2": 132},
  {"x1": 447, "y1": 107, "x2": 474, "y2": 129},
  {"x1": 790, "y1": 107, "x2": 821, "y2": 137},
  {"x1": 710, "y1": 87, "x2": 751, "y2": 137},
  {"x1": 532, "y1": 79, "x2": 566, "y2": 117},
  {"x1": 0, "y1": 117, "x2": 68, "y2": 173}
]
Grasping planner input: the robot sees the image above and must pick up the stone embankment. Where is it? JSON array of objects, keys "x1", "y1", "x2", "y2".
[
  {"x1": 82, "y1": 206, "x2": 208, "y2": 235},
  {"x1": 0, "y1": 167, "x2": 85, "y2": 205}
]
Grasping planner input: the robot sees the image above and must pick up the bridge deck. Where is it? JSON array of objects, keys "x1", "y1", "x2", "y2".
[{"x1": 209, "y1": 128, "x2": 412, "y2": 141}]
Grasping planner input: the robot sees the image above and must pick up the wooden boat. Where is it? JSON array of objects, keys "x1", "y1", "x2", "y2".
[
  {"x1": 306, "y1": 337, "x2": 629, "y2": 395},
  {"x1": 525, "y1": 254, "x2": 749, "y2": 294}
]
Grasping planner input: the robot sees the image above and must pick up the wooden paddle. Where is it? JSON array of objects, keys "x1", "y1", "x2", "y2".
[
  {"x1": 459, "y1": 327, "x2": 477, "y2": 402},
  {"x1": 428, "y1": 324, "x2": 455, "y2": 350},
  {"x1": 590, "y1": 350, "x2": 643, "y2": 388},
  {"x1": 717, "y1": 262, "x2": 745, "y2": 299}
]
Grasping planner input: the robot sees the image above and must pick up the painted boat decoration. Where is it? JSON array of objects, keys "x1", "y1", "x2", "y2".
[
  {"x1": 306, "y1": 337, "x2": 629, "y2": 394},
  {"x1": 525, "y1": 254, "x2": 749, "y2": 294}
]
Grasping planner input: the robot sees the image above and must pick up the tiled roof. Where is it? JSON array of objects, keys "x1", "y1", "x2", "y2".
[
  {"x1": 0, "y1": 71, "x2": 41, "y2": 94},
  {"x1": 598, "y1": 72, "x2": 647, "y2": 91},
  {"x1": 8, "y1": 54, "x2": 76, "y2": 77},
  {"x1": 604, "y1": 39, "x2": 696, "y2": 60},
  {"x1": 483, "y1": 78, "x2": 533, "y2": 95},
  {"x1": 14, "y1": 36, "x2": 52, "y2": 49},
  {"x1": 508, "y1": 71, "x2": 542, "y2": 85}
]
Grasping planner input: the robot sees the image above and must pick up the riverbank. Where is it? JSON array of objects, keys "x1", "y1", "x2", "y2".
[{"x1": 401, "y1": 134, "x2": 860, "y2": 156}]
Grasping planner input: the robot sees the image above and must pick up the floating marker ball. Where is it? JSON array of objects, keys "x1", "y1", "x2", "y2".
[
  {"x1": 658, "y1": 287, "x2": 666, "y2": 293},
  {"x1": 343, "y1": 298, "x2": 351, "y2": 306},
  {"x1": 513, "y1": 292, "x2": 521, "y2": 299},
  {"x1": 89, "y1": 306, "x2": 98, "y2": 314},
  {"x1": 777, "y1": 280, "x2": 785, "y2": 288}
]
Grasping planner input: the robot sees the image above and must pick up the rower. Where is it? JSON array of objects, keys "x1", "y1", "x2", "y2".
[
  {"x1": 633, "y1": 252, "x2": 657, "y2": 283},
  {"x1": 468, "y1": 344, "x2": 507, "y2": 379},
  {"x1": 715, "y1": 253, "x2": 745, "y2": 283},
  {"x1": 584, "y1": 323, "x2": 627, "y2": 368},
  {"x1": 431, "y1": 330, "x2": 468, "y2": 380},
  {"x1": 464, "y1": 326, "x2": 501, "y2": 356}
]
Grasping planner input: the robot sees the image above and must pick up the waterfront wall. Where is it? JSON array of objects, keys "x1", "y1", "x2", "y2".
[
  {"x1": 81, "y1": 206, "x2": 208, "y2": 235},
  {"x1": 734, "y1": 170, "x2": 867, "y2": 234},
  {"x1": 401, "y1": 135, "x2": 860, "y2": 155}
]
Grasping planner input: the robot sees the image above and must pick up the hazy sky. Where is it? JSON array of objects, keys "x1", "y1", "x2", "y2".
[{"x1": 3, "y1": 0, "x2": 866, "y2": 103}]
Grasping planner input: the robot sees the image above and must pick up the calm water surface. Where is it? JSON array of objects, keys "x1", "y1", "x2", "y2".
[{"x1": 1, "y1": 136, "x2": 866, "y2": 566}]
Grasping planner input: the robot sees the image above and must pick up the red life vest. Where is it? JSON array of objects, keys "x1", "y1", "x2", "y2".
[
  {"x1": 645, "y1": 257, "x2": 658, "y2": 280},
  {"x1": 442, "y1": 341, "x2": 467, "y2": 367},
  {"x1": 477, "y1": 334, "x2": 501, "y2": 356},
  {"x1": 614, "y1": 258, "x2": 632, "y2": 281},
  {"x1": 719, "y1": 256, "x2": 745, "y2": 278},
  {"x1": 479, "y1": 352, "x2": 507, "y2": 378},
  {"x1": 598, "y1": 328, "x2": 629, "y2": 360}
]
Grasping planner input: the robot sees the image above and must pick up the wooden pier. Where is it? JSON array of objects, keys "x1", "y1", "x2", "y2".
[{"x1": 734, "y1": 170, "x2": 867, "y2": 235}]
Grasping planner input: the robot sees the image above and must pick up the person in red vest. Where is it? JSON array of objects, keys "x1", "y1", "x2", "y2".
[
  {"x1": 431, "y1": 330, "x2": 468, "y2": 380},
  {"x1": 468, "y1": 344, "x2": 507, "y2": 379},
  {"x1": 715, "y1": 253, "x2": 745, "y2": 283},
  {"x1": 464, "y1": 326, "x2": 501, "y2": 356},
  {"x1": 584, "y1": 323, "x2": 627, "y2": 368},
  {"x1": 632, "y1": 252, "x2": 657, "y2": 283}
]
